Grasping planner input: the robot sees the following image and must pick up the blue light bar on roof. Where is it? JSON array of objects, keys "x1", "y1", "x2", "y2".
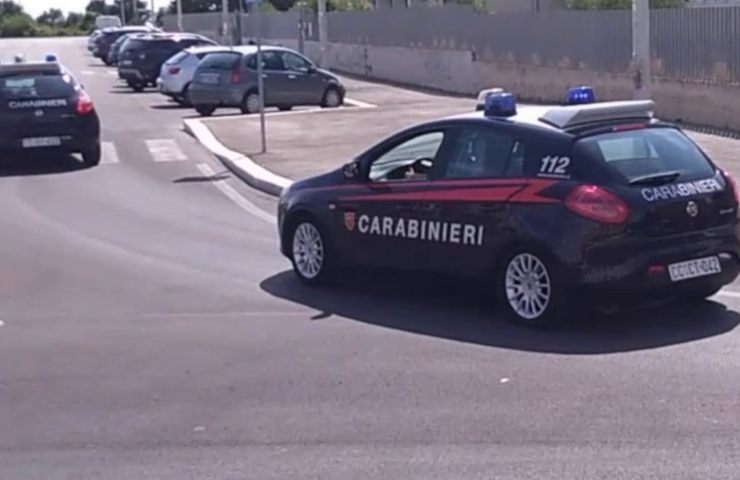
[
  {"x1": 567, "y1": 86, "x2": 596, "y2": 105},
  {"x1": 484, "y1": 92, "x2": 517, "y2": 118},
  {"x1": 45, "y1": 54, "x2": 58, "y2": 62}
]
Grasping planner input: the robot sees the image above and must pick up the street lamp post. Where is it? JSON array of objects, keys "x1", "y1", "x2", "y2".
[
  {"x1": 631, "y1": 0, "x2": 652, "y2": 100},
  {"x1": 177, "y1": 0, "x2": 184, "y2": 31},
  {"x1": 222, "y1": 0, "x2": 230, "y2": 46}
]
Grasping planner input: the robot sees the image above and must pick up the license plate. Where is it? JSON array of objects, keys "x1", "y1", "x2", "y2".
[
  {"x1": 199, "y1": 74, "x2": 219, "y2": 84},
  {"x1": 668, "y1": 256, "x2": 722, "y2": 282},
  {"x1": 121, "y1": 60, "x2": 132, "y2": 66},
  {"x1": 22, "y1": 137, "x2": 61, "y2": 148}
]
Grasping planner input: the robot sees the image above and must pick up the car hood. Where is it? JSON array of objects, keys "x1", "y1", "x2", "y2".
[{"x1": 287, "y1": 168, "x2": 355, "y2": 193}]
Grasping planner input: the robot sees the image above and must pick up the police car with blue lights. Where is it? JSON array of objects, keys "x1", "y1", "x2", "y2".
[
  {"x1": 0, "y1": 54, "x2": 101, "y2": 166},
  {"x1": 277, "y1": 87, "x2": 740, "y2": 326}
]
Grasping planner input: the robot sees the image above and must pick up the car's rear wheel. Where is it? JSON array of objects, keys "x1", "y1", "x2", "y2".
[
  {"x1": 497, "y1": 248, "x2": 570, "y2": 327},
  {"x1": 131, "y1": 82, "x2": 145, "y2": 92},
  {"x1": 321, "y1": 86, "x2": 343, "y2": 108},
  {"x1": 180, "y1": 83, "x2": 192, "y2": 107},
  {"x1": 278, "y1": 105, "x2": 292, "y2": 111},
  {"x1": 290, "y1": 219, "x2": 335, "y2": 285},
  {"x1": 81, "y1": 143, "x2": 101, "y2": 167},
  {"x1": 682, "y1": 285, "x2": 722, "y2": 302},
  {"x1": 195, "y1": 105, "x2": 216, "y2": 117},
  {"x1": 240, "y1": 91, "x2": 260, "y2": 114}
]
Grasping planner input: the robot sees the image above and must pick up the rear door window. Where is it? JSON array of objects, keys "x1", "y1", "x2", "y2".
[
  {"x1": 167, "y1": 51, "x2": 190, "y2": 65},
  {"x1": 198, "y1": 52, "x2": 240, "y2": 70},
  {"x1": 576, "y1": 128, "x2": 714, "y2": 184}
]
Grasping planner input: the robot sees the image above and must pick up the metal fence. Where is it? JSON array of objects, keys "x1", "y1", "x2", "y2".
[{"x1": 164, "y1": 5, "x2": 740, "y2": 84}]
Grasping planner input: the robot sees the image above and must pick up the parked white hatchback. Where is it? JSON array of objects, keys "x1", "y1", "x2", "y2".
[{"x1": 157, "y1": 45, "x2": 234, "y2": 106}]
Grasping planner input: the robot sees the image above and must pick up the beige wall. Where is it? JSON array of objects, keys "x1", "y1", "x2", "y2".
[{"x1": 260, "y1": 38, "x2": 740, "y2": 131}]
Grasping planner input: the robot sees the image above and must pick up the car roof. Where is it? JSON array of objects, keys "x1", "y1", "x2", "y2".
[
  {"x1": 185, "y1": 45, "x2": 238, "y2": 55},
  {"x1": 0, "y1": 62, "x2": 64, "y2": 77},
  {"x1": 443, "y1": 100, "x2": 656, "y2": 137}
]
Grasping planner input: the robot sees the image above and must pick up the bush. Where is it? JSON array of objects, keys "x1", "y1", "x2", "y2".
[{"x1": 0, "y1": 13, "x2": 36, "y2": 37}]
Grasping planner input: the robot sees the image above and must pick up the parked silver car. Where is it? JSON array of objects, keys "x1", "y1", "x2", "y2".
[
  {"x1": 157, "y1": 45, "x2": 236, "y2": 106},
  {"x1": 189, "y1": 46, "x2": 345, "y2": 116}
]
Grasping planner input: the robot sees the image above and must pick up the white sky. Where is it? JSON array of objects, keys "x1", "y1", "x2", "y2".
[{"x1": 19, "y1": 0, "x2": 169, "y2": 18}]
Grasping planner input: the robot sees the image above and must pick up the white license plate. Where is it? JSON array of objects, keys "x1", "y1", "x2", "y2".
[
  {"x1": 121, "y1": 60, "x2": 132, "y2": 66},
  {"x1": 200, "y1": 74, "x2": 219, "y2": 84},
  {"x1": 668, "y1": 256, "x2": 722, "y2": 282},
  {"x1": 22, "y1": 137, "x2": 61, "y2": 148}
]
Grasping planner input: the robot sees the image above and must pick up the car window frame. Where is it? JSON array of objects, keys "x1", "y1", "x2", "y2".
[
  {"x1": 364, "y1": 128, "x2": 451, "y2": 184},
  {"x1": 280, "y1": 51, "x2": 313, "y2": 73},
  {"x1": 438, "y1": 125, "x2": 524, "y2": 180}
]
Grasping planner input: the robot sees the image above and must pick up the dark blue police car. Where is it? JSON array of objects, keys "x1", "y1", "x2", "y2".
[{"x1": 277, "y1": 87, "x2": 740, "y2": 326}]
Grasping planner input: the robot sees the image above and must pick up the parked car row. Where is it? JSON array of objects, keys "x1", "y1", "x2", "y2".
[{"x1": 89, "y1": 29, "x2": 346, "y2": 116}]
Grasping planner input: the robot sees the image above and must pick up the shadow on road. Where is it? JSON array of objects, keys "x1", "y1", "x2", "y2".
[
  {"x1": 173, "y1": 171, "x2": 230, "y2": 183},
  {"x1": 260, "y1": 270, "x2": 740, "y2": 355},
  {"x1": 151, "y1": 103, "x2": 190, "y2": 111},
  {"x1": 0, "y1": 152, "x2": 91, "y2": 177}
]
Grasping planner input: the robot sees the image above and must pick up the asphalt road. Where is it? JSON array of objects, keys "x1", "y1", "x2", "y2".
[{"x1": 0, "y1": 38, "x2": 739, "y2": 480}]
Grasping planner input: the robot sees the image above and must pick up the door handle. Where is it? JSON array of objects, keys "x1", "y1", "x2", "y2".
[
  {"x1": 368, "y1": 183, "x2": 391, "y2": 192},
  {"x1": 288, "y1": 74, "x2": 297, "y2": 79},
  {"x1": 262, "y1": 74, "x2": 268, "y2": 78}
]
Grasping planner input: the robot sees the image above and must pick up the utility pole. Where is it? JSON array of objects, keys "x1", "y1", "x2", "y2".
[
  {"x1": 297, "y1": 0, "x2": 305, "y2": 55},
  {"x1": 120, "y1": 0, "x2": 127, "y2": 25},
  {"x1": 222, "y1": 0, "x2": 230, "y2": 46},
  {"x1": 133, "y1": 0, "x2": 138, "y2": 23},
  {"x1": 235, "y1": 0, "x2": 243, "y2": 45},
  {"x1": 317, "y1": 0, "x2": 327, "y2": 67},
  {"x1": 255, "y1": 0, "x2": 267, "y2": 153},
  {"x1": 177, "y1": 0, "x2": 183, "y2": 31},
  {"x1": 631, "y1": 0, "x2": 651, "y2": 99}
]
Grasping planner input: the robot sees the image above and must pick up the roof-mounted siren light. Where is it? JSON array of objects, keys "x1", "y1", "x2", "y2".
[
  {"x1": 566, "y1": 86, "x2": 596, "y2": 105},
  {"x1": 484, "y1": 92, "x2": 517, "y2": 118},
  {"x1": 13, "y1": 54, "x2": 24, "y2": 64},
  {"x1": 45, "y1": 53, "x2": 58, "y2": 63},
  {"x1": 475, "y1": 87, "x2": 503, "y2": 111}
]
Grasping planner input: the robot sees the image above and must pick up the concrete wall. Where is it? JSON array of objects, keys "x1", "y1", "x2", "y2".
[{"x1": 262, "y1": 37, "x2": 740, "y2": 131}]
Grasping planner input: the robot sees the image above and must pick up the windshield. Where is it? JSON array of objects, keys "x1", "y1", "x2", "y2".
[
  {"x1": 576, "y1": 127, "x2": 715, "y2": 184},
  {"x1": 198, "y1": 52, "x2": 240, "y2": 70},
  {"x1": 166, "y1": 50, "x2": 190, "y2": 65}
]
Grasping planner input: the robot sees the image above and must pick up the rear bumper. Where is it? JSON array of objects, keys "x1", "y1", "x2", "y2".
[
  {"x1": 158, "y1": 77, "x2": 187, "y2": 96},
  {"x1": 189, "y1": 85, "x2": 243, "y2": 107},
  {"x1": 570, "y1": 224, "x2": 740, "y2": 298},
  {"x1": 118, "y1": 67, "x2": 159, "y2": 83}
]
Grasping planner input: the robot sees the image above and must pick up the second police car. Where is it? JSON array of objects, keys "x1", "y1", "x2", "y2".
[
  {"x1": 277, "y1": 87, "x2": 740, "y2": 326},
  {"x1": 0, "y1": 55, "x2": 101, "y2": 166}
]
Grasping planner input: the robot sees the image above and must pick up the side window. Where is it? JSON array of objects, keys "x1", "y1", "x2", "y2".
[
  {"x1": 443, "y1": 127, "x2": 518, "y2": 179},
  {"x1": 281, "y1": 52, "x2": 312, "y2": 72},
  {"x1": 369, "y1": 131, "x2": 445, "y2": 182},
  {"x1": 246, "y1": 52, "x2": 285, "y2": 71}
]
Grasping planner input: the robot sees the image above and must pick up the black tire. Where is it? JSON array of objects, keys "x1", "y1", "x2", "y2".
[
  {"x1": 682, "y1": 285, "x2": 722, "y2": 302},
  {"x1": 103, "y1": 57, "x2": 112, "y2": 66},
  {"x1": 131, "y1": 82, "x2": 145, "y2": 93},
  {"x1": 195, "y1": 105, "x2": 216, "y2": 117},
  {"x1": 240, "y1": 91, "x2": 260, "y2": 115},
  {"x1": 288, "y1": 216, "x2": 336, "y2": 285},
  {"x1": 278, "y1": 105, "x2": 293, "y2": 112},
  {"x1": 496, "y1": 246, "x2": 572, "y2": 327},
  {"x1": 82, "y1": 143, "x2": 101, "y2": 167},
  {"x1": 180, "y1": 83, "x2": 192, "y2": 107},
  {"x1": 321, "y1": 86, "x2": 343, "y2": 108}
]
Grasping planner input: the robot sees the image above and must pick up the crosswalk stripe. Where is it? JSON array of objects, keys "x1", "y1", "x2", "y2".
[
  {"x1": 107, "y1": 70, "x2": 118, "y2": 77},
  {"x1": 145, "y1": 139, "x2": 187, "y2": 162},
  {"x1": 100, "y1": 141, "x2": 119, "y2": 164},
  {"x1": 81, "y1": 70, "x2": 95, "y2": 76}
]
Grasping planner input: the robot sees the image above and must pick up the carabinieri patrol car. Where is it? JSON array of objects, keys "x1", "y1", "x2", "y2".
[
  {"x1": 277, "y1": 87, "x2": 740, "y2": 326},
  {"x1": 0, "y1": 55, "x2": 101, "y2": 166}
]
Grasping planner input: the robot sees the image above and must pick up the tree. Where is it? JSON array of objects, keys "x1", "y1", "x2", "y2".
[
  {"x1": 167, "y1": 0, "x2": 241, "y2": 14},
  {"x1": 0, "y1": 0, "x2": 24, "y2": 16},
  {"x1": 0, "y1": 13, "x2": 35, "y2": 37},
  {"x1": 37, "y1": 8, "x2": 65, "y2": 26},
  {"x1": 86, "y1": 0, "x2": 114, "y2": 14}
]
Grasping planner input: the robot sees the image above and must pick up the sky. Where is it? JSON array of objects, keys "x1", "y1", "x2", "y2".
[{"x1": 19, "y1": 0, "x2": 169, "y2": 18}]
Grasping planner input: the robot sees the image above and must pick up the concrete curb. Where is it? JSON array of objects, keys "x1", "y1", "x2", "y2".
[{"x1": 183, "y1": 118, "x2": 293, "y2": 197}]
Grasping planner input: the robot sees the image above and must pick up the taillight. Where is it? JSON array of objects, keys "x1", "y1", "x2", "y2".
[
  {"x1": 76, "y1": 91, "x2": 94, "y2": 115},
  {"x1": 723, "y1": 170, "x2": 739, "y2": 204},
  {"x1": 230, "y1": 70, "x2": 241, "y2": 84},
  {"x1": 565, "y1": 184, "x2": 630, "y2": 224},
  {"x1": 168, "y1": 66, "x2": 181, "y2": 75}
]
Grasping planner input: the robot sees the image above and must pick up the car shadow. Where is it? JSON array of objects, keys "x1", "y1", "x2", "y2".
[
  {"x1": 173, "y1": 171, "x2": 230, "y2": 183},
  {"x1": 260, "y1": 270, "x2": 740, "y2": 355},
  {"x1": 109, "y1": 89, "x2": 158, "y2": 95},
  {"x1": 151, "y1": 103, "x2": 190, "y2": 110},
  {"x1": 0, "y1": 152, "x2": 91, "y2": 177}
]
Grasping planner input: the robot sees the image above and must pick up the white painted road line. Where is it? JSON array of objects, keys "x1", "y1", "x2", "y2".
[
  {"x1": 196, "y1": 163, "x2": 276, "y2": 225},
  {"x1": 717, "y1": 289, "x2": 740, "y2": 299},
  {"x1": 145, "y1": 139, "x2": 187, "y2": 162},
  {"x1": 81, "y1": 70, "x2": 95, "y2": 76},
  {"x1": 345, "y1": 97, "x2": 378, "y2": 108},
  {"x1": 107, "y1": 70, "x2": 118, "y2": 77},
  {"x1": 100, "y1": 141, "x2": 120, "y2": 164}
]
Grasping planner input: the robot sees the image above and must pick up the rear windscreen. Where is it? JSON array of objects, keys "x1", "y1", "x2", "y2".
[
  {"x1": 576, "y1": 128, "x2": 714, "y2": 183},
  {"x1": 0, "y1": 75, "x2": 75, "y2": 101},
  {"x1": 198, "y1": 52, "x2": 240, "y2": 70},
  {"x1": 167, "y1": 51, "x2": 190, "y2": 64}
]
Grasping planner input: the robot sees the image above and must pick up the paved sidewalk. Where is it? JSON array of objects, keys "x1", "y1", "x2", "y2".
[{"x1": 199, "y1": 74, "x2": 740, "y2": 188}]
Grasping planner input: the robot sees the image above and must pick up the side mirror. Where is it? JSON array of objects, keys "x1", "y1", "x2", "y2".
[
  {"x1": 307, "y1": 64, "x2": 317, "y2": 74},
  {"x1": 342, "y1": 161, "x2": 360, "y2": 179}
]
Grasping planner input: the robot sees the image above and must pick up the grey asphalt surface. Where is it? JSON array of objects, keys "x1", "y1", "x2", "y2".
[{"x1": 0, "y1": 38, "x2": 739, "y2": 480}]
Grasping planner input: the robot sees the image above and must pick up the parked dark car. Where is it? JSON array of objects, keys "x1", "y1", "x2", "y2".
[
  {"x1": 189, "y1": 46, "x2": 345, "y2": 117},
  {"x1": 117, "y1": 33, "x2": 218, "y2": 92},
  {"x1": 107, "y1": 33, "x2": 135, "y2": 66},
  {"x1": 91, "y1": 26, "x2": 157, "y2": 65}
]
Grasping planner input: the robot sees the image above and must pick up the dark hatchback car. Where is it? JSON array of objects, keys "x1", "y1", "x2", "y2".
[
  {"x1": 189, "y1": 46, "x2": 345, "y2": 116},
  {"x1": 92, "y1": 26, "x2": 156, "y2": 65},
  {"x1": 277, "y1": 91, "x2": 740, "y2": 326},
  {"x1": 0, "y1": 61, "x2": 101, "y2": 166},
  {"x1": 117, "y1": 33, "x2": 217, "y2": 92}
]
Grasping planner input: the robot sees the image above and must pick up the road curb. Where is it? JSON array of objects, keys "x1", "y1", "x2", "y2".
[{"x1": 183, "y1": 118, "x2": 293, "y2": 197}]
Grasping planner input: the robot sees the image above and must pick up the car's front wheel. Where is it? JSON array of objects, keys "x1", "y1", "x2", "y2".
[
  {"x1": 497, "y1": 248, "x2": 570, "y2": 327},
  {"x1": 321, "y1": 86, "x2": 343, "y2": 108},
  {"x1": 290, "y1": 219, "x2": 334, "y2": 284},
  {"x1": 240, "y1": 91, "x2": 260, "y2": 114},
  {"x1": 81, "y1": 143, "x2": 101, "y2": 167},
  {"x1": 131, "y1": 82, "x2": 145, "y2": 93}
]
